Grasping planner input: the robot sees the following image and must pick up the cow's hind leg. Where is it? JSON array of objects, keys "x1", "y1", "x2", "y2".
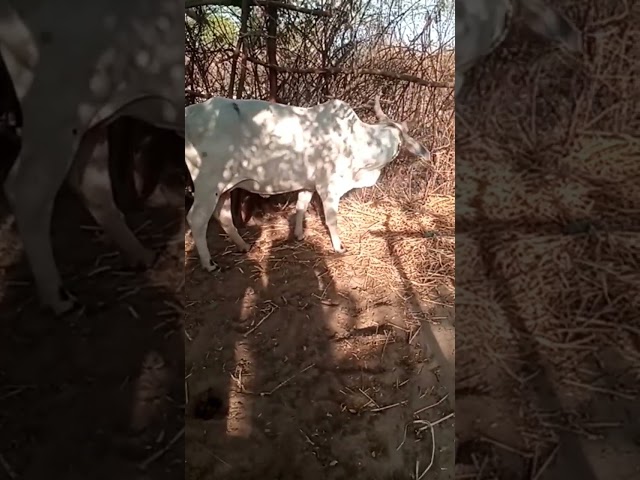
[
  {"x1": 70, "y1": 126, "x2": 155, "y2": 269},
  {"x1": 4, "y1": 137, "x2": 76, "y2": 315},
  {"x1": 293, "y1": 190, "x2": 313, "y2": 241},
  {"x1": 187, "y1": 186, "x2": 222, "y2": 273},
  {"x1": 317, "y1": 188, "x2": 346, "y2": 253},
  {"x1": 214, "y1": 191, "x2": 251, "y2": 253}
]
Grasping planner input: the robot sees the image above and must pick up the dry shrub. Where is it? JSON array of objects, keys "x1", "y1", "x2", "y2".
[{"x1": 185, "y1": 1, "x2": 455, "y2": 200}]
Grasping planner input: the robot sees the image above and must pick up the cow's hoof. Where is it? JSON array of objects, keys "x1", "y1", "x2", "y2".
[
  {"x1": 205, "y1": 259, "x2": 221, "y2": 274},
  {"x1": 294, "y1": 230, "x2": 305, "y2": 241},
  {"x1": 50, "y1": 288, "x2": 82, "y2": 317},
  {"x1": 333, "y1": 244, "x2": 347, "y2": 255},
  {"x1": 237, "y1": 242, "x2": 251, "y2": 253},
  {"x1": 53, "y1": 301, "x2": 82, "y2": 318}
]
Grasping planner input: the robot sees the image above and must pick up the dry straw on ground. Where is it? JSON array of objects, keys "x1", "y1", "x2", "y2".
[
  {"x1": 207, "y1": 192, "x2": 455, "y2": 308},
  {"x1": 456, "y1": 1, "x2": 640, "y2": 471},
  {"x1": 184, "y1": 190, "x2": 455, "y2": 479}
]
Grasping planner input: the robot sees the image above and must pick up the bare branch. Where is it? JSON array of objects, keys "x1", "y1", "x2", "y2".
[
  {"x1": 185, "y1": 88, "x2": 208, "y2": 99},
  {"x1": 246, "y1": 56, "x2": 453, "y2": 89},
  {"x1": 265, "y1": 5, "x2": 279, "y2": 101},
  {"x1": 185, "y1": 0, "x2": 332, "y2": 18},
  {"x1": 230, "y1": 0, "x2": 251, "y2": 98}
]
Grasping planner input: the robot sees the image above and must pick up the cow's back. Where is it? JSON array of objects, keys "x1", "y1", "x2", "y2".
[{"x1": 1, "y1": 0, "x2": 183, "y2": 138}]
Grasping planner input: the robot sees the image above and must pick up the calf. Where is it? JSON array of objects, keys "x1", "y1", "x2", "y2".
[
  {"x1": 185, "y1": 95, "x2": 430, "y2": 273},
  {"x1": 1, "y1": 85, "x2": 184, "y2": 297},
  {"x1": 108, "y1": 116, "x2": 186, "y2": 212},
  {"x1": 229, "y1": 188, "x2": 318, "y2": 239}
]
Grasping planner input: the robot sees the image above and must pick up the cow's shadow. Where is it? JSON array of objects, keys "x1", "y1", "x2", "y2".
[{"x1": 0, "y1": 130, "x2": 186, "y2": 479}]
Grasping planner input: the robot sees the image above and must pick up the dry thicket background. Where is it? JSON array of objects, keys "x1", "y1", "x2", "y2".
[
  {"x1": 185, "y1": 0, "x2": 454, "y2": 199},
  {"x1": 184, "y1": 1, "x2": 455, "y2": 479},
  {"x1": 185, "y1": 0, "x2": 455, "y2": 315},
  {"x1": 457, "y1": 1, "x2": 640, "y2": 478}
]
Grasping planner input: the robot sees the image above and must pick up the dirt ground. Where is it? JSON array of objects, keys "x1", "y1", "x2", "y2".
[
  {"x1": 184, "y1": 196, "x2": 455, "y2": 480},
  {"x1": 0, "y1": 184, "x2": 185, "y2": 479}
]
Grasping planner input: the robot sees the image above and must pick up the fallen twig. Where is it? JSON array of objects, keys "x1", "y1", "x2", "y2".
[
  {"x1": 244, "y1": 304, "x2": 278, "y2": 337},
  {"x1": 263, "y1": 363, "x2": 315, "y2": 396},
  {"x1": 138, "y1": 427, "x2": 185, "y2": 471},
  {"x1": 416, "y1": 421, "x2": 435, "y2": 480},
  {"x1": 0, "y1": 453, "x2": 17, "y2": 479}
]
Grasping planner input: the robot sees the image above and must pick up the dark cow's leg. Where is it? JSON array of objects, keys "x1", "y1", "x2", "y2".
[
  {"x1": 230, "y1": 188, "x2": 246, "y2": 228},
  {"x1": 135, "y1": 127, "x2": 184, "y2": 209},
  {"x1": 215, "y1": 190, "x2": 251, "y2": 252},
  {"x1": 107, "y1": 116, "x2": 141, "y2": 211},
  {"x1": 135, "y1": 128, "x2": 164, "y2": 203}
]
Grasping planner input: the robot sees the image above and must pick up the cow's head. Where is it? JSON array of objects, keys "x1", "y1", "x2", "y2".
[{"x1": 373, "y1": 95, "x2": 430, "y2": 161}]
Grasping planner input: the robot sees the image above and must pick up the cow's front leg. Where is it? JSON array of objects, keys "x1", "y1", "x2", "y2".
[
  {"x1": 4, "y1": 142, "x2": 78, "y2": 316},
  {"x1": 318, "y1": 189, "x2": 346, "y2": 254}
]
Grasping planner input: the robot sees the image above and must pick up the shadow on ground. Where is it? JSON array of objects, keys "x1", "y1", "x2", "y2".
[
  {"x1": 0, "y1": 141, "x2": 185, "y2": 479},
  {"x1": 455, "y1": 7, "x2": 640, "y2": 474},
  {"x1": 184, "y1": 196, "x2": 453, "y2": 479}
]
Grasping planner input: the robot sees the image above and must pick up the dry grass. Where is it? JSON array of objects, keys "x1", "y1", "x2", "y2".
[
  {"x1": 331, "y1": 194, "x2": 454, "y2": 299},
  {"x1": 184, "y1": 183, "x2": 456, "y2": 479},
  {"x1": 458, "y1": 136, "x2": 640, "y2": 390},
  {"x1": 214, "y1": 191, "x2": 455, "y2": 308},
  {"x1": 456, "y1": 0, "x2": 640, "y2": 473}
]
